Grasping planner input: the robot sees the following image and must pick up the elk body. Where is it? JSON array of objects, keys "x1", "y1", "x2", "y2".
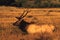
[
  {"x1": 13, "y1": 9, "x2": 56, "y2": 34},
  {"x1": 26, "y1": 24, "x2": 55, "y2": 34}
]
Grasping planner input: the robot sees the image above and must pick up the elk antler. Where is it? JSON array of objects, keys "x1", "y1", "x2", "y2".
[
  {"x1": 16, "y1": 9, "x2": 31, "y2": 20},
  {"x1": 13, "y1": 9, "x2": 31, "y2": 26}
]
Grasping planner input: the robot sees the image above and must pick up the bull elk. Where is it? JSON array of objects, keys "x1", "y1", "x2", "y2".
[{"x1": 13, "y1": 9, "x2": 56, "y2": 34}]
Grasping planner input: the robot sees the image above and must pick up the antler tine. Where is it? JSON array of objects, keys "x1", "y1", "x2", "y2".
[
  {"x1": 22, "y1": 9, "x2": 31, "y2": 18},
  {"x1": 20, "y1": 9, "x2": 30, "y2": 17},
  {"x1": 16, "y1": 9, "x2": 27, "y2": 20},
  {"x1": 19, "y1": 10, "x2": 26, "y2": 18}
]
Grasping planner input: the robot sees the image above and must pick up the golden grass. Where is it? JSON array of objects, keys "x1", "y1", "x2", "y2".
[{"x1": 0, "y1": 6, "x2": 60, "y2": 40}]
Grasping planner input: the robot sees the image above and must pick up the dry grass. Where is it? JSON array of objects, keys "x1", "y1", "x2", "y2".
[{"x1": 0, "y1": 6, "x2": 60, "y2": 40}]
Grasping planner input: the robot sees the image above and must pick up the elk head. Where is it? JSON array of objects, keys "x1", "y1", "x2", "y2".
[
  {"x1": 13, "y1": 9, "x2": 31, "y2": 33},
  {"x1": 13, "y1": 9, "x2": 31, "y2": 26}
]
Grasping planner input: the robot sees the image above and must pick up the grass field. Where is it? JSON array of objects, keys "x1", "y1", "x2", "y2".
[{"x1": 0, "y1": 6, "x2": 60, "y2": 40}]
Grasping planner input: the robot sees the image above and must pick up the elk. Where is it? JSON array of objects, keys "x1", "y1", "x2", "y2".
[
  {"x1": 26, "y1": 24, "x2": 55, "y2": 34},
  {"x1": 13, "y1": 9, "x2": 56, "y2": 34}
]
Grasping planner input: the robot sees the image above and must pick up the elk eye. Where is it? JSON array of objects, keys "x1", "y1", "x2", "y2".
[{"x1": 27, "y1": 16, "x2": 33, "y2": 18}]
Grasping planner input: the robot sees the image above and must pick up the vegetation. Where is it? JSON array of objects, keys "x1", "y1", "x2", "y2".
[{"x1": 0, "y1": 0, "x2": 60, "y2": 8}]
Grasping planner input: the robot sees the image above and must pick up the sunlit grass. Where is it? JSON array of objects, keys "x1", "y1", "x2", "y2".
[{"x1": 0, "y1": 6, "x2": 60, "y2": 40}]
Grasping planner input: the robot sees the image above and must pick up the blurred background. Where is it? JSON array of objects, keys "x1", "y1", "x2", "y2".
[{"x1": 0, "y1": 0, "x2": 60, "y2": 8}]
